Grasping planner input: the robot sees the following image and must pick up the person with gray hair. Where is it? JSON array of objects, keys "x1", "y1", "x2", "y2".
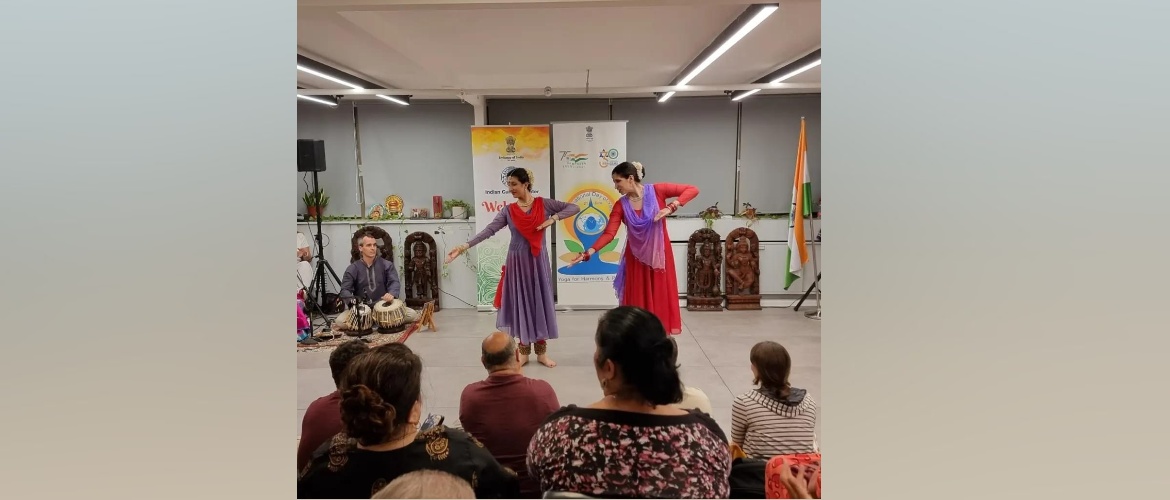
[
  {"x1": 459, "y1": 331, "x2": 560, "y2": 498},
  {"x1": 371, "y1": 470, "x2": 475, "y2": 499}
]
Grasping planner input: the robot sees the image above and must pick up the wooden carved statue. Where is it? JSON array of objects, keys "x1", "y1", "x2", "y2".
[
  {"x1": 403, "y1": 231, "x2": 441, "y2": 311},
  {"x1": 350, "y1": 226, "x2": 395, "y2": 263},
  {"x1": 724, "y1": 227, "x2": 762, "y2": 310},
  {"x1": 686, "y1": 228, "x2": 723, "y2": 311}
]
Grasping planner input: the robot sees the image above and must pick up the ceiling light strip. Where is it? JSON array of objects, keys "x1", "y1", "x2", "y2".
[
  {"x1": 659, "y1": 3, "x2": 779, "y2": 103},
  {"x1": 771, "y1": 60, "x2": 822, "y2": 84},
  {"x1": 297, "y1": 94, "x2": 338, "y2": 106},
  {"x1": 296, "y1": 56, "x2": 409, "y2": 106},
  {"x1": 729, "y1": 48, "x2": 821, "y2": 101}
]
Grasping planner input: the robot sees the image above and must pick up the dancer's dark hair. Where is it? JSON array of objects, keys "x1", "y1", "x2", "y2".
[
  {"x1": 508, "y1": 168, "x2": 533, "y2": 190},
  {"x1": 611, "y1": 161, "x2": 646, "y2": 182}
]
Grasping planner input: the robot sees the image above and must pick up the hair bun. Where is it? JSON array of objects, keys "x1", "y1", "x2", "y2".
[
  {"x1": 652, "y1": 337, "x2": 675, "y2": 364},
  {"x1": 631, "y1": 161, "x2": 645, "y2": 180},
  {"x1": 340, "y1": 384, "x2": 398, "y2": 445}
]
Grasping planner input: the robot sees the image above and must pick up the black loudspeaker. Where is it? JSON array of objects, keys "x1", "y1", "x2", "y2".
[{"x1": 297, "y1": 139, "x2": 326, "y2": 172}]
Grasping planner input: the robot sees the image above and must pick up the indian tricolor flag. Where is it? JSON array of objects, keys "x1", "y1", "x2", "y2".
[{"x1": 784, "y1": 118, "x2": 813, "y2": 290}]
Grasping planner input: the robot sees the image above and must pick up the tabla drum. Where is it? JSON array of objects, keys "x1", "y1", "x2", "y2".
[
  {"x1": 341, "y1": 303, "x2": 374, "y2": 334},
  {"x1": 372, "y1": 299, "x2": 408, "y2": 332}
]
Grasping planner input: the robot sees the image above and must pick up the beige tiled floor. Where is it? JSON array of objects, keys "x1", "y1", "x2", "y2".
[{"x1": 297, "y1": 307, "x2": 821, "y2": 439}]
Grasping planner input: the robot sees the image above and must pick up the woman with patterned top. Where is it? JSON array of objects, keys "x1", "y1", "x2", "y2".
[
  {"x1": 447, "y1": 168, "x2": 580, "y2": 368},
  {"x1": 731, "y1": 341, "x2": 819, "y2": 459},
  {"x1": 527, "y1": 306, "x2": 731, "y2": 498},
  {"x1": 297, "y1": 344, "x2": 520, "y2": 499}
]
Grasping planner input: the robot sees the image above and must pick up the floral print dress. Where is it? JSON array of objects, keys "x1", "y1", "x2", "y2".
[{"x1": 527, "y1": 405, "x2": 731, "y2": 498}]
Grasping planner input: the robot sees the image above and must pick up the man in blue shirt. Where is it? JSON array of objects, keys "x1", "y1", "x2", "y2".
[{"x1": 336, "y1": 234, "x2": 401, "y2": 332}]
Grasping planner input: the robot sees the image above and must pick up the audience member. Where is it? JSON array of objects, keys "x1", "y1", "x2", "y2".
[
  {"x1": 527, "y1": 306, "x2": 731, "y2": 498},
  {"x1": 460, "y1": 332, "x2": 560, "y2": 498},
  {"x1": 731, "y1": 341, "x2": 818, "y2": 459},
  {"x1": 298, "y1": 344, "x2": 520, "y2": 499},
  {"x1": 297, "y1": 340, "x2": 368, "y2": 470},
  {"x1": 372, "y1": 469, "x2": 475, "y2": 499}
]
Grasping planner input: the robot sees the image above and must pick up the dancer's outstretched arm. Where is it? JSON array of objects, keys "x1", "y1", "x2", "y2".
[{"x1": 446, "y1": 209, "x2": 508, "y2": 263}]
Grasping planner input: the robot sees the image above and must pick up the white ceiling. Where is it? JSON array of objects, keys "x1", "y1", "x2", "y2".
[{"x1": 297, "y1": 0, "x2": 820, "y2": 99}]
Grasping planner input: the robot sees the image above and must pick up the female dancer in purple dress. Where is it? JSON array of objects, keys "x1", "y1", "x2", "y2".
[{"x1": 446, "y1": 168, "x2": 579, "y2": 367}]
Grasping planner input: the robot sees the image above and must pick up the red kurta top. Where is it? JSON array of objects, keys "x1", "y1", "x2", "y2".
[{"x1": 589, "y1": 183, "x2": 699, "y2": 334}]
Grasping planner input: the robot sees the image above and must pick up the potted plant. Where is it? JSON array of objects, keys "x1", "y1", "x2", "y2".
[
  {"x1": 699, "y1": 202, "x2": 722, "y2": 230},
  {"x1": 303, "y1": 189, "x2": 329, "y2": 219},
  {"x1": 444, "y1": 199, "x2": 472, "y2": 219},
  {"x1": 736, "y1": 202, "x2": 759, "y2": 227}
]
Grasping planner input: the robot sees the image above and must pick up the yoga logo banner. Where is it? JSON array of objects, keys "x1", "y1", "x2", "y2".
[
  {"x1": 470, "y1": 125, "x2": 552, "y2": 310},
  {"x1": 552, "y1": 121, "x2": 627, "y2": 308}
]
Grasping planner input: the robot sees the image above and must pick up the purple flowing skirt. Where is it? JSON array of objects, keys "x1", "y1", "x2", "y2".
[{"x1": 496, "y1": 235, "x2": 558, "y2": 345}]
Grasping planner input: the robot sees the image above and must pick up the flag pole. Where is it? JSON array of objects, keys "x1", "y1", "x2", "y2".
[
  {"x1": 803, "y1": 213, "x2": 821, "y2": 320},
  {"x1": 799, "y1": 117, "x2": 821, "y2": 320}
]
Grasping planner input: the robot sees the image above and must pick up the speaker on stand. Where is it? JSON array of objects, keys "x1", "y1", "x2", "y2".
[{"x1": 298, "y1": 139, "x2": 342, "y2": 330}]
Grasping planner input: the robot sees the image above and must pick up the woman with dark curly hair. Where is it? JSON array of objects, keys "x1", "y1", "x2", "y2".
[{"x1": 297, "y1": 344, "x2": 520, "y2": 499}]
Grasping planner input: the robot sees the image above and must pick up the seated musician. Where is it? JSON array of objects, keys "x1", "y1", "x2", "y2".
[{"x1": 336, "y1": 234, "x2": 402, "y2": 329}]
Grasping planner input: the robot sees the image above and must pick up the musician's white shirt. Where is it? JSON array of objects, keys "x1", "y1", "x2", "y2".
[
  {"x1": 297, "y1": 232, "x2": 310, "y2": 253},
  {"x1": 297, "y1": 232, "x2": 313, "y2": 292}
]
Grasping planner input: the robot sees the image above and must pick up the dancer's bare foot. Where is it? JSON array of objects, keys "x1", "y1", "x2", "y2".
[
  {"x1": 537, "y1": 354, "x2": 557, "y2": 368},
  {"x1": 520, "y1": 355, "x2": 531, "y2": 366}
]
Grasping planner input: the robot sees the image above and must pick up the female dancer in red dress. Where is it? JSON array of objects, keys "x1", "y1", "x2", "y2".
[{"x1": 569, "y1": 162, "x2": 699, "y2": 335}]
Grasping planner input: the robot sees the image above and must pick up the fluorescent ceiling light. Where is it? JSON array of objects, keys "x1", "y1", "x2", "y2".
[
  {"x1": 376, "y1": 94, "x2": 410, "y2": 106},
  {"x1": 660, "y1": 4, "x2": 778, "y2": 103},
  {"x1": 771, "y1": 59, "x2": 821, "y2": 84},
  {"x1": 297, "y1": 65, "x2": 363, "y2": 89},
  {"x1": 731, "y1": 89, "x2": 761, "y2": 101},
  {"x1": 297, "y1": 64, "x2": 408, "y2": 106},
  {"x1": 297, "y1": 94, "x2": 338, "y2": 107}
]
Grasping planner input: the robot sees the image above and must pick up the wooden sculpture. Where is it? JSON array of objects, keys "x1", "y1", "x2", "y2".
[
  {"x1": 686, "y1": 228, "x2": 723, "y2": 311},
  {"x1": 403, "y1": 231, "x2": 441, "y2": 311},
  {"x1": 350, "y1": 226, "x2": 395, "y2": 263},
  {"x1": 724, "y1": 227, "x2": 762, "y2": 310}
]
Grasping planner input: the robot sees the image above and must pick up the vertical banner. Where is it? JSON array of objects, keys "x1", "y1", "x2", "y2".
[
  {"x1": 470, "y1": 125, "x2": 551, "y2": 310},
  {"x1": 552, "y1": 121, "x2": 627, "y2": 308}
]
